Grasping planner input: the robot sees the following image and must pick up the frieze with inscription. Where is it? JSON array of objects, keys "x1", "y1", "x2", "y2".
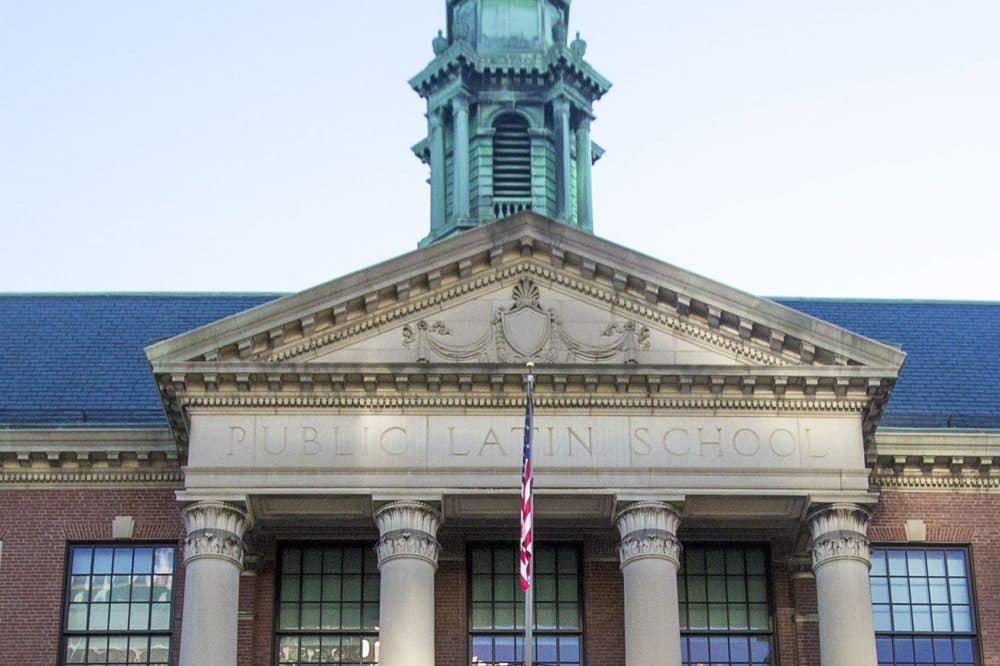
[{"x1": 188, "y1": 413, "x2": 862, "y2": 472}]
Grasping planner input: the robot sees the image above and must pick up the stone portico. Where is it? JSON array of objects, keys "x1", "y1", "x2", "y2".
[{"x1": 146, "y1": 213, "x2": 905, "y2": 666}]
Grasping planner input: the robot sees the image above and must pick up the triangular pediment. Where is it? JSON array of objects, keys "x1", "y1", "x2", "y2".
[
  {"x1": 305, "y1": 277, "x2": 750, "y2": 367},
  {"x1": 147, "y1": 213, "x2": 906, "y2": 453},
  {"x1": 147, "y1": 212, "x2": 905, "y2": 373}
]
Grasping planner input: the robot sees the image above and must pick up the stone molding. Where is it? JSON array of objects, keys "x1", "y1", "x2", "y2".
[
  {"x1": 179, "y1": 392, "x2": 867, "y2": 410},
  {"x1": 0, "y1": 470, "x2": 183, "y2": 485},
  {"x1": 808, "y1": 503, "x2": 871, "y2": 570},
  {"x1": 871, "y1": 430, "x2": 1000, "y2": 492},
  {"x1": 374, "y1": 501, "x2": 442, "y2": 569},
  {"x1": 268, "y1": 262, "x2": 788, "y2": 366},
  {"x1": 615, "y1": 501, "x2": 682, "y2": 568},
  {"x1": 181, "y1": 501, "x2": 250, "y2": 569},
  {"x1": 0, "y1": 427, "x2": 181, "y2": 476}
]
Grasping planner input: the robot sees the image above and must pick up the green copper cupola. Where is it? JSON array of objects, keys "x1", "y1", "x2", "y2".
[{"x1": 411, "y1": 0, "x2": 611, "y2": 246}]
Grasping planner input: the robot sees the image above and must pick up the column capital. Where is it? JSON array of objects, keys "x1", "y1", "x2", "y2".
[
  {"x1": 615, "y1": 501, "x2": 682, "y2": 568},
  {"x1": 428, "y1": 108, "x2": 444, "y2": 129},
  {"x1": 451, "y1": 94, "x2": 470, "y2": 113},
  {"x1": 181, "y1": 501, "x2": 249, "y2": 569},
  {"x1": 375, "y1": 501, "x2": 442, "y2": 570},
  {"x1": 808, "y1": 503, "x2": 872, "y2": 570},
  {"x1": 552, "y1": 97, "x2": 572, "y2": 116}
]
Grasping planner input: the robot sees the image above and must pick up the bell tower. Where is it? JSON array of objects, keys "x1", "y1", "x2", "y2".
[{"x1": 411, "y1": 0, "x2": 611, "y2": 246}]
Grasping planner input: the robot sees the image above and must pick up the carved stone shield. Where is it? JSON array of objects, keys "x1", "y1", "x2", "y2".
[{"x1": 500, "y1": 306, "x2": 550, "y2": 357}]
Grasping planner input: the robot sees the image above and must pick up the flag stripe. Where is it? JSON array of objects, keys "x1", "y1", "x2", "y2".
[{"x1": 519, "y1": 376, "x2": 534, "y2": 592}]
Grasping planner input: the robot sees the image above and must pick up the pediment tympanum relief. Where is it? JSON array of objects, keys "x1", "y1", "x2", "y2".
[
  {"x1": 308, "y1": 278, "x2": 746, "y2": 366},
  {"x1": 405, "y1": 278, "x2": 648, "y2": 364}
]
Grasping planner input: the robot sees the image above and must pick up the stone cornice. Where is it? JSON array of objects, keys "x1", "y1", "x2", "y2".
[
  {"x1": 0, "y1": 427, "x2": 182, "y2": 478},
  {"x1": 870, "y1": 429, "x2": 1000, "y2": 492},
  {"x1": 873, "y1": 428, "x2": 1000, "y2": 460},
  {"x1": 146, "y1": 215, "x2": 904, "y2": 372},
  {"x1": 408, "y1": 42, "x2": 611, "y2": 99},
  {"x1": 263, "y1": 260, "x2": 794, "y2": 367}
]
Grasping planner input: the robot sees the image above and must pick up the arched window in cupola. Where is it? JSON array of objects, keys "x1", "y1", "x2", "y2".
[{"x1": 491, "y1": 113, "x2": 532, "y2": 217}]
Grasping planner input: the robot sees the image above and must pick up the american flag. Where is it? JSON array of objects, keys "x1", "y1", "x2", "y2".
[{"x1": 519, "y1": 371, "x2": 535, "y2": 592}]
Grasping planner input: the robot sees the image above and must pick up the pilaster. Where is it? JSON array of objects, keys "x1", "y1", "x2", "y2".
[
  {"x1": 451, "y1": 95, "x2": 471, "y2": 222},
  {"x1": 428, "y1": 109, "x2": 447, "y2": 234},
  {"x1": 553, "y1": 98, "x2": 573, "y2": 221},
  {"x1": 575, "y1": 117, "x2": 593, "y2": 232}
]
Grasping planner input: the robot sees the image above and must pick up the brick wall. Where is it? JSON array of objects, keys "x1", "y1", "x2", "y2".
[
  {"x1": 435, "y1": 559, "x2": 468, "y2": 665},
  {"x1": 871, "y1": 491, "x2": 1000, "y2": 666},
  {"x1": 8, "y1": 489, "x2": 998, "y2": 665},
  {"x1": 0, "y1": 487, "x2": 185, "y2": 665},
  {"x1": 583, "y1": 557, "x2": 625, "y2": 666}
]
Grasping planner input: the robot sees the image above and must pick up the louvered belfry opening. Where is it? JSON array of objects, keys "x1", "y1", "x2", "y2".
[{"x1": 492, "y1": 113, "x2": 532, "y2": 217}]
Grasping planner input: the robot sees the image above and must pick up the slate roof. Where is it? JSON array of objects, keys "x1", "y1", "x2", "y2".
[
  {"x1": 0, "y1": 294, "x2": 279, "y2": 427},
  {"x1": 0, "y1": 294, "x2": 996, "y2": 429}
]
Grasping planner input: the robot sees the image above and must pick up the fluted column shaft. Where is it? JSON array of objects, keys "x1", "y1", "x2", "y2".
[
  {"x1": 616, "y1": 501, "x2": 683, "y2": 666},
  {"x1": 809, "y1": 503, "x2": 877, "y2": 666},
  {"x1": 178, "y1": 501, "x2": 249, "y2": 666},
  {"x1": 375, "y1": 501, "x2": 441, "y2": 666}
]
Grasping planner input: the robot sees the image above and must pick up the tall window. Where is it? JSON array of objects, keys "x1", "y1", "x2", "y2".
[
  {"x1": 276, "y1": 545, "x2": 380, "y2": 665},
  {"x1": 678, "y1": 545, "x2": 772, "y2": 666},
  {"x1": 492, "y1": 114, "x2": 532, "y2": 217},
  {"x1": 871, "y1": 547, "x2": 977, "y2": 666},
  {"x1": 469, "y1": 544, "x2": 581, "y2": 666},
  {"x1": 62, "y1": 544, "x2": 176, "y2": 665}
]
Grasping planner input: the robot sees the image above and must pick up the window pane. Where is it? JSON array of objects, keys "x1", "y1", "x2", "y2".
[
  {"x1": 469, "y1": 544, "x2": 582, "y2": 665},
  {"x1": 679, "y1": 545, "x2": 774, "y2": 664},
  {"x1": 72, "y1": 549, "x2": 93, "y2": 575},
  {"x1": 153, "y1": 548, "x2": 173, "y2": 575},
  {"x1": 275, "y1": 545, "x2": 380, "y2": 665},
  {"x1": 871, "y1": 547, "x2": 978, "y2": 666}
]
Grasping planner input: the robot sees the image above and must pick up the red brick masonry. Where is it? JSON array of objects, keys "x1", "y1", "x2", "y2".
[{"x1": 3, "y1": 489, "x2": 998, "y2": 665}]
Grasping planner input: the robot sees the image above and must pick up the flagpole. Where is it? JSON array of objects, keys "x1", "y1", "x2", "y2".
[{"x1": 523, "y1": 361, "x2": 535, "y2": 666}]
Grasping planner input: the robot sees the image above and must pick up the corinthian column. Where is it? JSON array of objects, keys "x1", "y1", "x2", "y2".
[
  {"x1": 375, "y1": 501, "x2": 441, "y2": 666},
  {"x1": 809, "y1": 503, "x2": 877, "y2": 666},
  {"x1": 177, "y1": 501, "x2": 249, "y2": 666},
  {"x1": 616, "y1": 501, "x2": 683, "y2": 666}
]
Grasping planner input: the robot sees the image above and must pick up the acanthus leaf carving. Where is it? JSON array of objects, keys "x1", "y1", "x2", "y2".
[{"x1": 181, "y1": 501, "x2": 249, "y2": 569}]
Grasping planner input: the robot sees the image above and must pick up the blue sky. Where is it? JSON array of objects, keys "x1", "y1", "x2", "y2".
[{"x1": 1, "y1": 1, "x2": 998, "y2": 298}]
